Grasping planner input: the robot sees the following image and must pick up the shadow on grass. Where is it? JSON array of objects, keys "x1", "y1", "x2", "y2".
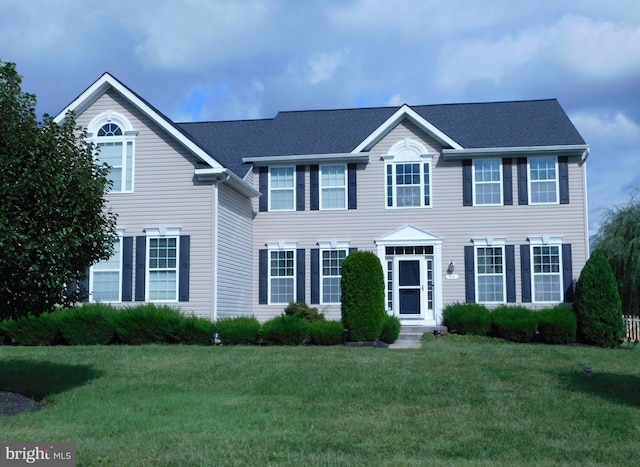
[
  {"x1": 561, "y1": 370, "x2": 640, "y2": 407},
  {"x1": 0, "y1": 359, "x2": 101, "y2": 400}
]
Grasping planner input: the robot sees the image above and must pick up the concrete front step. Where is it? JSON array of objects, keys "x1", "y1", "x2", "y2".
[{"x1": 388, "y1": 325, "x2": 448, "y2": 349}]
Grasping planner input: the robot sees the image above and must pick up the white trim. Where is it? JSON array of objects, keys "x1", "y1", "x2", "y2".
[
  {"x1": 54, "y1": 73, "x2": 224, "y2": 170},
  {"x1": 442, "y1": 144, "x2": 589, "y2": 159},
  {"x1": 471, "y1": 236, "x2": 507, "y2": 247},
  {"x1": 319, "y1": 247, "x2": 348, "y2": 305},
  {"x1": 243, "y1": 153, "x2": 370, "y2": 164},
  {"x1": 528, "y1": 236, "x2": 564, "y2": 304},
  {"x1": 195, "y1": 167, "x2": 260, "y2": 197},
  {"x1": 89, "y1": 231, "x2": 124, "y2": 303},
  {"x1": 473, "y1": 244, "x2": 507, "y2": 304},
  {"x1": 528, "y1": 156, "x2": 560, "y2": 205},
  {"x1": 144, "y1": 228, "x2": 181, "y2": 303},
  {"x1": 353, "y1": 105, "x2": 463, "y2": 153},
  {"x1": 472, "y1": 158, "x2": 503, "y2": 206},
  {"x1": 268, "y1": 166, "x2": 296, "y2": 211},
  {"x1": 266, "y1": 247, "x2": 297, "y2": 305},
  {"x1": 319, "y1": 163, "x2": 347, "y2": 210}
]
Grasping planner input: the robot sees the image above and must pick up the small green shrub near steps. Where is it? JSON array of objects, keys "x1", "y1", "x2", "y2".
[
  {"x1": 442, "y1": 302, "x2": 491, "y2": 336},
  {"x1": 308, "y1": 320, "x2": 344, "y2": 345},
  {"x1": 261, "y1": 315, "x2": 308, "y2": 345},
  {"x1": 214, "y1": 316, "x2": 261, "y2": 345},
  {"x1": 491, "y1": 305, "x2": 538, "y2": 343},
  {"x1": 284, "y1": 301, "x2": 324, "y2": 322},
  {"x1": 379, "y1": 315, "x2": 401, "y2": 344}
]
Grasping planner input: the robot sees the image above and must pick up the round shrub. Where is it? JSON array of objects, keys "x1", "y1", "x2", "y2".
[
  {"x1": 308, "y1": 320, "x2": 344, "y2": 345},
  {"x1": 214, "y1": 316, "x2": 261, "y2": 345},
  {"x1": 537, "y1": 305, "x2": 577, "y2": 344},
  {"x1": 262, "y1": 315, "x2": 308, "y2": 345},
  {"x1": 284, "y1": 301, "x2": 324, "y2": 322},
  {"x1": 341, "y1": 251, "x2": 386, "y2": 342},
  {"x1": 379, "y1": 315, "x2": 401, "y2": 344},
  {"x1": 442, "y1": 302, "x2": 491, "y2": 335},
  {"x1": 490, "y1": 305, "x2": 538, "y2": 343},
  {"x1": 574, "y1": 249, "x2": 625, "y2": 348}
]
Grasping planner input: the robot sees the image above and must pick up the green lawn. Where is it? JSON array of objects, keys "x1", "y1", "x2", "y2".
[{"x1": 1, "y1": 337, "x2": 639, "y2": 466}]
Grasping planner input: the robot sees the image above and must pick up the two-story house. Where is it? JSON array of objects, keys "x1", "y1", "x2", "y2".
[{"x1": 55, "y1": 73, "x2": 589, "y2": 327}]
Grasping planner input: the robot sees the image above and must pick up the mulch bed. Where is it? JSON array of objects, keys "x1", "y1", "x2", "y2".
[{"x1": 0, "y1": 391, "x2": 46, "y2": 416}]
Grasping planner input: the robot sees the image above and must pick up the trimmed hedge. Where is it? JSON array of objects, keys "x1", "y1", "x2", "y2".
[
  {"x1": 491, "y1": 305, "x2": 538, "y2": 343},
  {"x1": 284, "y1": 302, "x2": 324, "y2": 322},
  {"x1": 261, "y1": 315, "x2": 308, "y2": 345},
  {"x1": 379, "y1": 315, "x2": 401, "y2": 344},
  {"x1": 537, "y1": 305, "x2": 577, "y2": 344},
  {"x1": 442, "y1": 302, "x2": 491, "y2": 336},
  {"x1": 341, "y1": 251, "x2": 386, "y2": 342},
  {"x1": 308, "y1": 320, "x2": 344, "y2": 346},
  {"x1": 214, "y1": 316, "x2": 261, "y2": 345}
]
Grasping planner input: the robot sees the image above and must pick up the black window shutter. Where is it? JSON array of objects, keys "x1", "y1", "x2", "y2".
[
  {"x1": 258, "y1": 167, "x2": 268, "y2": 212},
  {"x1": 502, "y1": 158, "x2": 513, "y2": 206},
  {"x1": 122, "y1": 237, "x2": 134, "y2": 302},
  {"x1": 348, "y1": 163, "x2": 357, "y2": 209},
  {"x1": 310, "y1": 249, "x2": 320, "y2": 304},
  {"x1": 296, "y1": 165, "x2": 305, "y2": 211},
  {"x1": 135, "y1": 236, "x2": 146, "y2": 301},
  {"x1": 79, "y1": 266, "x2": 90, "y2": 302},
  {"x1": 349, "y1": 247, "x2": 357, "y2": 255},
  {"x1": 179, "y1": 235, "x2": 190, "y2": 302},
  {"x1": 310, "y1": 165, "x2": 319, "y2": 210},
  {"x1": 258, "y1": 249, "x2": 268, "y2": 304},
  {"x1": 505, "y1": 245, "x2": 516, "y2": 302},
  {"x1": 464, "y1": 245, "x2": 475, "y2": 302},
  {"x1": 520, "y1": 244, "x2": 532, "y2": 302},
  {"x1": 562, "y1": 243, "x2": 573, "y2": 302},
  {"x1": 462, "y1": 159, "x2": 473, "y2": 206},
  {"x1": 296, "y1": 249, "x2": 305, "y2": 303},
  {"x1": 517, "y1": 158, "x2": 528, "y2": 205},
  {"x1": 559, "y1": 156, "x2": 569, "y2": 204}
]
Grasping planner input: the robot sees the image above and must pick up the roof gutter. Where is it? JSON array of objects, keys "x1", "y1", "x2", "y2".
[
  {"x1": 194, "y1": 167, "x2": 260, "y2": 197},
  {"x1": 441, "y1": 144, "x2": 590, "y2": 160},
  {"x1": 243, "y1": 152, "x2": 370, "y2": 165}
]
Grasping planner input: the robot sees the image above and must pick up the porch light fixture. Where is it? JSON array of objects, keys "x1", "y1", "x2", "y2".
[{"x1": 447, "y1": 261, "x2": 455, "y2": 274}]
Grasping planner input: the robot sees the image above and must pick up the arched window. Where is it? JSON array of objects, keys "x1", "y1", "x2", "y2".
[
  {"x1": 89, "y1": 112, "x2": 136, "y2": 193},
  {"x1": 383, "y1": 138, "x2": 434, "y2": 208}
]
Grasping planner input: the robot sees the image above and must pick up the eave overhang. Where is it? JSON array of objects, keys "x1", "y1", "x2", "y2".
[
  {"x1": 194, "y1": 168, "x2": 260, "y2": 197},
  {"x1": 243, "y1": 152, "x2": 370, "y2": 166},
  {"x1": 442, "y1": 144, "x2": 590, "y2": 162}
]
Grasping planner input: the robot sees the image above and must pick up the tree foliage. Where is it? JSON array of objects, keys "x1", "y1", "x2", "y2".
[
  {"x1": 592, "y1": 194, "x2": 640, "y2": 316},
  {"x1": 574, "y1": 249, "x2": 624, "y2": 348},
  {"x1": 340, "y1": 250, "x2": 386, "y2": 342},
  {"x1": 0, "y1": 61, "x2": 117, "y2": 319}
]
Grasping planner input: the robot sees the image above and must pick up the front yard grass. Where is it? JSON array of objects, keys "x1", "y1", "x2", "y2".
[{"x1": 1, "y1": 338, "x2": 639, "y2": 466}]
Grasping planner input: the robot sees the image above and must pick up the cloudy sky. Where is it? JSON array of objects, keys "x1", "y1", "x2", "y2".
[{"x1": 2, "y1": 0, "x2": 639, "y2": 234}]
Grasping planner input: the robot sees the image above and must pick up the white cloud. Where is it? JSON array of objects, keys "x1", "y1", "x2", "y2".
[{"x1": 306, "y1": 50, "x2": 348, "y2": 84}]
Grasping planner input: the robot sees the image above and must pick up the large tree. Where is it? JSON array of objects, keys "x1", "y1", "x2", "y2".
[
  {"x1": 592, "y1": 193, "x2": 640, "y2": 316},
  {"x1": 0, "y1": 61, "x2": 117, "y2": 319}
]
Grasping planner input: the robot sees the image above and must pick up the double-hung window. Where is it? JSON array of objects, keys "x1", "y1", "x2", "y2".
[
  {"x1": 147, "y1": 230, "x2": 180, "y2": 302},
  {"x1": 321, "y1": 249, "x2": 347, "y2": 304},
  {"x1": 531, "y1": 242, "x2": 562, "y2": 302},
  {"x1": 269, "y1": 249, "x2": 295, "y2": 304},
  {"x1": 90, "y1": 235, "x2": 122, "y2": 302},
  {"x1": 320, "y1": 164, "x2": 347, "y2": 209},
  {"x1": 473, "y1": 159, "x2": 502, "y2": 205},
  {"x1": 476, "y1": 246, "x2": 505, "y2": 303},
  {"x1": 384, "y1": 139, "x2": 433, "y2": 208},
  {"x1": 529, "y1": 156, "x2": 558, "y2": 204},
  {"x1": 269, "y1": 166, "x2": 295, "y2": 210}
]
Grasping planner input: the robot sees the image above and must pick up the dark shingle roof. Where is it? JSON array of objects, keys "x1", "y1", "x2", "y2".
[{"x1": 178, "y1": 99, "x2": 585, "y2": 177}]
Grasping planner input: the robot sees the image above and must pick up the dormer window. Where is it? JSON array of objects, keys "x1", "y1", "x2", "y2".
[
  {"x1": 89, "y1": 112, "x2": 137, "y2": 193},
  {"x1": 384, "y1": 138, "x2": 433, "y2": 208}
]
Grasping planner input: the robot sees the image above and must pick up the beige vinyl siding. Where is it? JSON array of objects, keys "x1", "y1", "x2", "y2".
[
  {"x1": 216, "y1": 182, "x2": 254, "y2": 318},
  {"x1": 77, "y1": 89, "x2": 216, "y2": 318},
  {"x1": 251, "y1": 118, "x2": 589, "y2": 321}
]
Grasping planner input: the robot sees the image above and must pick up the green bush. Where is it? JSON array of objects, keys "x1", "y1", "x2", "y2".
[
  {"x1": 0, "y1": 312, "x2": 64, "y2": 345},
  {"x1": 574, "y1": 249, "x2": 625, "y2": 348},
  {"x1": 110, "y1": 304, "x2": 184, "y2": 345},
  {"x1": 55, "y1": 304, "x2": 117, "y2": 345},
  {"x1": 284, "y1": 301, "x2": 324, "y2": 322},
  {"x1": 308, "y1": 320, "x2": 344, "y2": 345},
  {"x1": 341, "y1": 251, "x2": 386, "y2": 342},
  {"x1": 379, "y1": 315, "x2": 401, "y2": 344},
  {"x1": 261, "y1": 315, "x2": 308, "y2": 345},
  {"x1": 490, "y1": 305, "x2": 538, "y2": 343},
  {"x1": 537, "y1": 305, "x2": 577, "y2": 344},
  {"x1": 442, "y1": 302, "x2": 492, "y2": 335},
  {"x1": 214, "y1": 316, "x2": 261, "y2": 345},
  {"x1": 178, "y1": 315, "x2": 216, "y2": 345}
]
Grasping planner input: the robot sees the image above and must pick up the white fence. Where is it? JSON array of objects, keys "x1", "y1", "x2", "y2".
[{"x1": 624, "y1": 315, "x2": 640, "y2": 342}]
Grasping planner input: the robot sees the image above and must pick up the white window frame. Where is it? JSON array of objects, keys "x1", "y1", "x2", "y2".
[
  {"x1": 528, "y1": 156, "x2": 559, "y2": 205},
  {"x1": 472, "y1": 237, "x2": 507, "y2": 304},
  {"x1": 529, "y1": 235, "x2": 563, "y2": 303},
  {"x1": 90, "y1": 230, "x2": 124, "y2": 303},
  {"x1": 267, "y1": 241, "x2": 297, "y2": 305},
  {"x1": 318, "y1": 241, "x2": 349, "y2": 304},
  {"x1": 472, "y1": 158, "x2": 503, "y2": 206},
  {"x1": 268, "y1": 166, "x2": 296, "y2": 211},
  {"x1": 145, "y1": 227, "x2": 181, "y2": 302},
  {"x1": 384, "y1": 138, "x2": 433, "y2": 209},
  {"x1": 319, "y1": 164, "x2": 347, "y2": 210},
  {"x1": 88, "y1": 111, "x2": 137, "y2": 193}
]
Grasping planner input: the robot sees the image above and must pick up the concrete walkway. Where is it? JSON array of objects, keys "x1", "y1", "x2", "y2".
[{"x1": 387, "y1": 326, "x2": 447, "y2": 349}]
